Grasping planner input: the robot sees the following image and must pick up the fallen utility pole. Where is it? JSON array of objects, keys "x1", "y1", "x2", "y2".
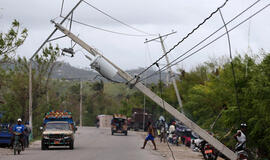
[
  {"x1": 145, "y1": 32, "x2": 184, "y2": 114},
  {"x1": 53, "y1": 22, "x2": 237, "y2": 160}
]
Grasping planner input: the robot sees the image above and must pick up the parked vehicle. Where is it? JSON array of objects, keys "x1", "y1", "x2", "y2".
[
  {"x1": 202, "y1": 142, "x2": 218, "y2": 160},
  {"x1": 130, "y1": 108, "x2": 152, "y2": 131},
  {"x1": 41, "y1": 111, "x2": 76, "y2": 150},
  {"x1": 171, "y1": 132, "x2": 181, "y2": 146},
  {"x1": 236, "y1": 150, "x2": 248, "y2": 160},
  {"x1": 179, "y1": 128, "x2": 198, "y2": 147},
  {"x1": 0, "y1": 124, "x2": 13, "y2": 147},
  {"x1": 111, "y1": 114, "x2": 128, "y2": 136},
  {"x1": 13, "y1": 132, "x2": 23, "y2": 155}
]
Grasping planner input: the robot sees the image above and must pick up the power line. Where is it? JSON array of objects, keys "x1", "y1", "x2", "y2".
[
  {"x1": 137, "y1": 0, "x2": 264, "y2": 82},
  {"x1": 60, "y1": 0, "x2": 65, "y2": 17},
  {"x1": 60, "y1": 16, "x2": 152, "y2": 37},
  {"x1": 82, "y1": 0, "x2": 156, "y2": 36},
  {"x1": 218, "y1": 9, "x2": 242, "y2": 123},
  {"x1": 138, "y1": 2, "x2": 269, "y2": 83},
  {"x1": 127, "y1": 0, "x2": 229, "y2": 84},
  {"x1": 162, "y1": 3, "x2": 270, "y2": 71}
]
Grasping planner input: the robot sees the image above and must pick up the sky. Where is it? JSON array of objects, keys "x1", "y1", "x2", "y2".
[{"x1": 1, "y1": 0, "x2": 270, "y2": 72}]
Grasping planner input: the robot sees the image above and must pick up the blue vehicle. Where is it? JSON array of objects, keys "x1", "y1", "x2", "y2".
[
  {"x1": 43, "y1": 111, "x2": 76, "y2": 132},
  {"x1": 0, "y1": 124, "x2": 13, "y2": 146}
]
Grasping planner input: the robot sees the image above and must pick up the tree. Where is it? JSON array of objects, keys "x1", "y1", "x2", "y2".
[
  {"x1": 0, "y1": 20, "x2": 27, "y2": 64},
  {"x1": 0, "y1": 20, "x2": 28, "y2": 103}
]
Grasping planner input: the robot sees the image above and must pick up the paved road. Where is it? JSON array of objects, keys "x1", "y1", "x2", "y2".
[{"x1": 0, "y1": 127, "x2": 165, "y2": 160}]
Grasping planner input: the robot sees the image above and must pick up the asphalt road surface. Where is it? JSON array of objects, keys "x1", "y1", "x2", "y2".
[{"x1": 0, "y1": 127, "x2": 165, "y2": 160}]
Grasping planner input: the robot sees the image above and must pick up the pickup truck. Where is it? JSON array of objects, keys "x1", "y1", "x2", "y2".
[
  {"x1": 41, "y1": 111, "x2": 76, "y2": 150},
  {"x1": 41, "y1": 121, "x2": 74, "y2": 150}
]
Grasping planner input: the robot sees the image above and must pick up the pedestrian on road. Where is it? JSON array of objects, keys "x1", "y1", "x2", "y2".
[
  {"x1": 24, "y1": 122, "x2": 31, "y2": 148},
  {"x1": 141, "y1": 122, "x2": 157, "y2": 150}
]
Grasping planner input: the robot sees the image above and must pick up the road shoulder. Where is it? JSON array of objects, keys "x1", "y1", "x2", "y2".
[{"x1": 137, "y1": 132, "x2": 203, "y2": 160}]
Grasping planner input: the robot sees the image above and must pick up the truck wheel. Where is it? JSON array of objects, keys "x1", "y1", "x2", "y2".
[{"x1": 69, "y1": 141, "x2": 74, "y2": 150}]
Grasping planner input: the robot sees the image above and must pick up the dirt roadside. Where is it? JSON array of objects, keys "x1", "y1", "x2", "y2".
[
  {"x1": 138, "y1": 132, "x2": 226, "y2": 160},
  {"x1": 138, "y1": 132, "x2": 203, "y2": 160}
]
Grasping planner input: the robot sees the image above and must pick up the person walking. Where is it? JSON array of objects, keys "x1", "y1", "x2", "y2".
[
  {"x1": 141, "y1": 122, "x2": 157, "y2": 150},
  {"x1": 24, "y1": 122, "x2": 31, "y2": 148}
]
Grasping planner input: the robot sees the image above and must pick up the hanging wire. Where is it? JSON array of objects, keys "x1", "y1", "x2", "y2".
[
  {"x1": 137, "y1": 1, "x2": 268, "y2": 83},
  {"x1": 69, "y1": 12, "x2": 74, "y2": 47},
  {"x1": 218, "y1": 9, "x2": 242, "y2": 122},
  {"x1": 145, "y1": 42, "x2": 153, "y2": 65},
  {"x1": 156, "y1": 63, "x2": 176, "y2": 160},
  {"x1": 127, "y1": 0, "x2": 229, "y2": 84},
  {"x1": 60, "y1": 0, "x2": 65, "y2": 17},
  {"x1": 82, "y1": 0, "x2": 157, "y2": 36},
  {"x1": 60, "y1": 16, "x2": 152, "y2": 37},
  {"x1": 161, "y1": 3, "x2": 270, "y2": 72}
]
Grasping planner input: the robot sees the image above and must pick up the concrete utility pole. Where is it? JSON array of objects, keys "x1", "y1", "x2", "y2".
[
  {"x1": 64, "y1": 78, "x2": 83, "y2": 126},
  {"x1": 52, "y1": 23, "x2": 237, "y2": 160},
  {"x1": 145, "y1": 32, "x2": 184, "y2": 114},
  {"x1": 28, "y1": 0, "x2": 83, "y2": 137},
  {"x1": 142, "y1": 79, "x2": 147, "y2": 130},
  {"x1": 80, "y1": 80, "x2": 83, "y2": 127}
]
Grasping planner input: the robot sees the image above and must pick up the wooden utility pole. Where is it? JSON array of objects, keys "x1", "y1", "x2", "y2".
[
  {"x1": 145, "y1": 32, "x2": 184, "y2": 114},
  {"x1": 28, "y1": 62, "x2": 32, "y2": 134},
  {"x1": 53, "y1": 23, "x2": 237, "y2": 160}
]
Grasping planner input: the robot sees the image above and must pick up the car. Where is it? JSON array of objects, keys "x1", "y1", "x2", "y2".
[{"x1": 0, "y1": 124, "x2": 13, "y2": 147}]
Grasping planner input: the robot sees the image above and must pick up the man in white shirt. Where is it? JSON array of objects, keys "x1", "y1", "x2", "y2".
[{"x1": 234, "y1": 123, "x2": 247, "y2": 151}]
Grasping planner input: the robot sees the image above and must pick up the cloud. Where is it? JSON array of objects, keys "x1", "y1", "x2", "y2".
[{"x1": 0, "y1": 0, "x2": 269, "y2": 71}]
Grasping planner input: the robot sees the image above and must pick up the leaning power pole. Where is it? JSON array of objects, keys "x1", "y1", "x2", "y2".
[
  {"x1": 145, "y1": 32, "x2": 184, "y2": 114},
  {"x1": 52, "y1": 22, "x2": 237, "y2": 160}
]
